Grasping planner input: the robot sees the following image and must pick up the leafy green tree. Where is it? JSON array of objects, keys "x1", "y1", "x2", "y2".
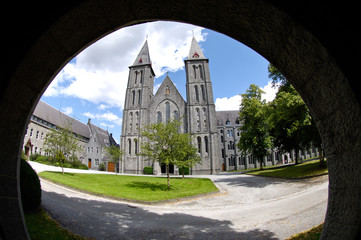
[
  {"x1": 43, "y1": 120, "x2": 81, "y2": 174},
  {"x1": 238, "y1": 84, "x2": 273, "y2": 170},
  {"x1": 174, "y1": 133, "x2": 202, "y2": 178},
  {"x1": 139, "y1": 118, "x2": 200, "y2": 188},
  {"x1": 267, "y1": 64, "x2": 324, "y2": 166},
  {"x1": 104, "y1": 145, "x2": 124, "y2": 174}
]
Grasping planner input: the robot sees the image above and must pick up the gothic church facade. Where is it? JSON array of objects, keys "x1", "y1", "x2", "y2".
[{"x1": 120, "y1": 37, "x2": 220, "y2": 175}]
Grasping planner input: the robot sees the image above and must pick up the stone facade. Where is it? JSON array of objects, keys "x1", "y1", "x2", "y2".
[
  {"x1": 121, "y1": 37, "x2": 220, "y2": 175},
  {"x1": 22, "y1": 101, "x2": 118, "y2": 170}
]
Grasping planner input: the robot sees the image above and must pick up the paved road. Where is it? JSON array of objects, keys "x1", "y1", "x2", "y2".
[{"x1": 33, "y1": 162, "x2": 328, "y2": 239}]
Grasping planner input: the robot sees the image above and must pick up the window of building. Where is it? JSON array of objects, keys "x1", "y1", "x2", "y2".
[
  {"x1": 165, "y1": 86, "x2": 170, "y2": 95},
  {"x1": 30, "y1": 129, "x2": 33, "y2": 137},
  {"x1": 166, "y1": 102, "x2": 170, "y2": 122},
  {"x1": 201, "y1": 85, "x2": 205, "y2": 101},
  {"x1": 128, "y1": 139, "x2": 132, "y2": 155},
  {"x1": 193, "y1": 65, "x2": 197, "y2": 79},
  {"x1": 137, "y1": 90, "x2": 141, "y2": 106},
  {"x1": 134, "y1": 71, "x2": 138, "y2": 85},
  {"x1": 134, "y1": 139, "x2": 138, "y2": 154},
  {"x1": 95, "y1": 159, "x2": 99, "y2": 166},
  {"x1": 157, "y1": 111, "x2": 162, "y2": 123},
  {"x1": 194, "y1": 85, "x2": 199, "y2": 102},
  {"x1": 173, "y1": 110, "x2": 179, "y2": 120},
  {"x1": 132, "y1": 90, "x2": 135, "y2": 105},
  {"x1": 199, "y1": 65, "x2": 203, "y2": 80},
  {"x1": 96, "y1": 147, "x2": 99, "y2": 154},
  {"x1": 140, "y1": 70, "x2": 143, "y2": 84},
  {"x1": 196, "y1": 108, "x2": 200, "y2": 131},
  {"x1": 197, "y1": 136, "x2": 202, "y2": 154},
  {"x1": 204, "y1": 136, "x2": 209, "y2": 153}
]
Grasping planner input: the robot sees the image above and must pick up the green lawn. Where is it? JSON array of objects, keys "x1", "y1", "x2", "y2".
[
  {"x1": 245, "y1": 160, "x2": 327, "y2": 178},
  {"x1": 287, "y1": 223, "x2": 323, "y2": 240},
  {"x1": 25, "y1": 208, "x2": 87, "y2": 240},
  {"x1": 39, "y1": 172, "x2": 218, "y2": 202}
]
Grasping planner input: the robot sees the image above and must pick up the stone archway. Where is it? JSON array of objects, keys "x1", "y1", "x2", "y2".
[{"x1": 1, "y1": 1, "x2": 360, "y2": 239}]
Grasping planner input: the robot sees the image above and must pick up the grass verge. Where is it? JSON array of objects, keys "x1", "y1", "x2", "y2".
[
  {"x1": 25, "y1": 208, "x2": 88, "y2": 240},
  {"x1": 287, "y1": 223, "x2": 323, "y2": 240},
  {"x1": 39, "y1": 172, "x2": 218, "y2": 202},
  {"x1": 245, "y1": 160, "x2": 327, "y2": 179}
]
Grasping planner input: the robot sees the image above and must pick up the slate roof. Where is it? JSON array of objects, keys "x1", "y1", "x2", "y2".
[
  {"x1": 32, "y1": 101, "x2": 91, "y2": 138},
  {"x1": 216, "y1": 110, "x2": 240, "y2": 126},
  {"x1": 188, "y1": 36, "x2": 206, "y2": 59},
  {"x1": 132, "y1": 40, "x2": 152, "y2": 66}
]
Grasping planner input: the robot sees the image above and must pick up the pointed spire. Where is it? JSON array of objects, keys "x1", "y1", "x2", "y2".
[
  {"x1": 188, "y1": 36, "x2": 206, "y2": 60},
  {"x1": 132, "y1": 40, "x2": 152, "y2": 66}
]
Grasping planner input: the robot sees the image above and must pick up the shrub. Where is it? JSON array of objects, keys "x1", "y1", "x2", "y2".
[
  {"x1": 99, "y1": 163, "x2": 106, "y2": 171},
  {"x1": 179, "y1": 166, "x2": 190, "y2": 175},
  {"x1": 20, "y1": 155, "x2": 41, "y2": 211},
  {"x1": 144, "y1": 166, "x2": 153, "y2": 175}
]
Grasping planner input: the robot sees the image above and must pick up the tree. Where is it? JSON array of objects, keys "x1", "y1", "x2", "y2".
[
  {"x1": 43, "y1": 120, "x2": 81, "y2": 174},
  {"x1": 267, "y1": 64, "x2": 324, "y2": 166},
  {"x1": 139, "y1": 118, "x2": 200, "y2": 188},
  {"x1": 104, "y1": 145, "x2": 124, "y2": 174},
  {"x1": 238, "y1": 84, "x2": 273, "y2": 170},
  {"x1": 174, "y1": 133, "x2": 202, "y2": 178}
]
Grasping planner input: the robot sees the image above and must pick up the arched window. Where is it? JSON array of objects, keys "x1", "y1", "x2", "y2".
[
  {"x1": 203, "y1": 108, "x2": 207, "y2": 130},
  {"x1": 157, "y1": 111, "x2": 162, "y2": 123},
  {"x1": 201, "y1": 85, "x2": 205, "y2": 101},
  {"x1": 166, "y1": 102, "x2": 170, "y2": 122},
  {"x1": 196, "y1": 108, "x2": 200, "y2": 131},
  {"x1": 128, "y1": 138, "x2": 132, "y2": 155},
  {"x1": 132, "y1": 90, "x2": 135, "y2": 105},
  {"x1": 134, "y1": 71, "x2": 138, "y2": 85},
  {"x1": 165, "y1": 86, "x2": 170, "y2": 95},
  {"x1": 134, "y1": 139, "x2": 138, "y2": 154},
  {"x1": 129, "y1": 112, "x2": 133, "y2": 133},
  {"x1": 137, "y1": 89, "x2": 141, "y2": 105},
  {"x1": 193, "y1": 65, "x2": 197, "y2": 79},
  {"x1": 194, "y1": 85, "x2": 199, "y2": 102},
  {"x1": 140, "y1": 70, "x2": 143, "y2": 84},
  {"x1": 204, "y1": 136, "x2": 209, "y2": 153},
  {"x1": 199, "y1": 65, "x2": 203, "y2": 80},
  {"x1": 197, "y1": 136, "x2": 202, "y2": 154},
  {"x1": 135, "y1": 111, "x2": 139, "y2": 131},
  {"x1": 173, "y1": 110, "x2": 179, "y2": 120}
]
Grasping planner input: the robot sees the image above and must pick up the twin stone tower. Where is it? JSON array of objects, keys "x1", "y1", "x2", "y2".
[{"x1": 120, "y1": 37, "x2": 220, "y2": 175}]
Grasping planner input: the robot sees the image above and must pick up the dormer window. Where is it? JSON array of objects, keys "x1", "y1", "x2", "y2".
[{"x1": 138, "y1": 58, "x2": 143, "y2": 63}]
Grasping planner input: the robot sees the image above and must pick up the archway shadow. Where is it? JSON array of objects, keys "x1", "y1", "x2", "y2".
[{"x1": 41, "y1": 190, "x2": 278, "y2": 240}]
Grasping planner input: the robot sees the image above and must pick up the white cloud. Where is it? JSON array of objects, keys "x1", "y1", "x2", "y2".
[
  {"x1": 61, "y1": 106, "x2": 73, "y2": 115},
  {"x1": 215, "y1": 95, "x2": 242, "y2": 111},
  {"x1": 46, "y1": 21, "x2": 206, "y2": 110},
  {"x1": 261, "y1": 81, "x2": 279, "y2": 102},
  {"x1": 83, "y1": 111, "x2": 122, "y2": 126}
]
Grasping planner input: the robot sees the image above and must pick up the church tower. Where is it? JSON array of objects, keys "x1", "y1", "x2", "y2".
[
  {"x1": 120, "y1": 40, "x2": 155, "y2": 174},
  {"x1": 185, "y1": 37, "x2": 219, "y2": 174}
]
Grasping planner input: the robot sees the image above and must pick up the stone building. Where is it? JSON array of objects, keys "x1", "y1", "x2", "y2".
[
  {"x1": 22, "y1": 100, "x2": 118, "y2": 171},
  {"x1": 216, "y1": 110, "x2": 321, "y2": 171},
  {"x1": 120, "y1": 37, "x2": 220, "y2": 175}
]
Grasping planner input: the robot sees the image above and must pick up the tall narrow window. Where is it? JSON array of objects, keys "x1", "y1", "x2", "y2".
[
  {"x1": 193, "y1": 65, "x2": 197, "y2": 79},
  {"x1": 197, "y1": 136, "x2": 202, "y2": 154},
  {"x1": 166, "y1": 102, "x2": 170, "y2": 122},
  {"x1": 128, "y1": 139, "x2": 132, "y2": 155},
  {"x1": 129, "y1": 112, "x2": 133, "y2": 133},
  {"x1": 134, "y1": 139, "x2": 138, "y2": 154},
  {"x1": 196, "y1": 108, "x2": 200, "y2": 131},
  {"x1": 157, "y1": 111, "x2": 162, "y2": 123},
  {"x1": 134, "y1": 71, "x2": 138, "y2": 85},
  {"x1": 173, "y1": 110, "x2": 179, "y2": 120},
  {"x1": 201, "y1": 85, "x2": 205, "y2": 101},
  {"x1": 204, "y1": 136, "x2": 209, "y2": 153},
  {"x1": 199, "y1": 65, "x2": 203, "y2": 80},
  {"x1": 140, "y1": 70, "x2": 143, "y2": 84},
  {"x1": 137, "y1": 90, "x2": 141, "y2": 106},
  {"x1": 203, "y1": 108, "x2": 207, "y2": 130},
  {"x1": 132, "y1": 90, "x2": 135, "y2": 105},
  {"x1": 195, "y1": 85, "x2": 199, "y2": 102},
  {"x1": 135, "y1": 111, "x2": 139, "y2": 131}
]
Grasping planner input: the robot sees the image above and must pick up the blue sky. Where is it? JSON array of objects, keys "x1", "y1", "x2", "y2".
[{"x1": 40, "y1": 21, "x2": 276, "y2": 143}]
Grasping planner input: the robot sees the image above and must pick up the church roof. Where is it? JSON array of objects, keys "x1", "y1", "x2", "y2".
[
  {"x1": 216, "y1": 110, "x2": 240, "y2": 126},
  {"x1": 132, "y1": 40, "x2": 152, "y2": 66},
  {"x1": 188, "y1": 36, "x2": 206, "y2": 60}
]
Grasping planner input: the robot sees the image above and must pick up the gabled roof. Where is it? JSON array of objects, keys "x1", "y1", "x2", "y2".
[
  {"x1": 188, "y1": 36, "x2": 206, "y2": 60},
  {"x1": 153, "y1": 75, "x2": 185, "y2": 103},
  {"x1": 32, "y1": 101, "x2": 90, "y2": 138},
  {"x1": 88, "y1": 121, "x2": 110, "y2": 147},
  {"x1": 216, "y1": 110, "x2": 240, "y2": 126},
  {"x1": 131, "y1": 40, "x2": 152, "y2": 66}
]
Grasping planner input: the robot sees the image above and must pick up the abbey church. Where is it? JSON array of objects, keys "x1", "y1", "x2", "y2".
[{"x1": 120, "y1": 37, "x2": 220, "y2": 175}]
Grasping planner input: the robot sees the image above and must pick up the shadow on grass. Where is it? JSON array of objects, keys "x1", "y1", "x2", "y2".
[{"x1": 125, "y1": 181, "x2": 172, "y2": 191}]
